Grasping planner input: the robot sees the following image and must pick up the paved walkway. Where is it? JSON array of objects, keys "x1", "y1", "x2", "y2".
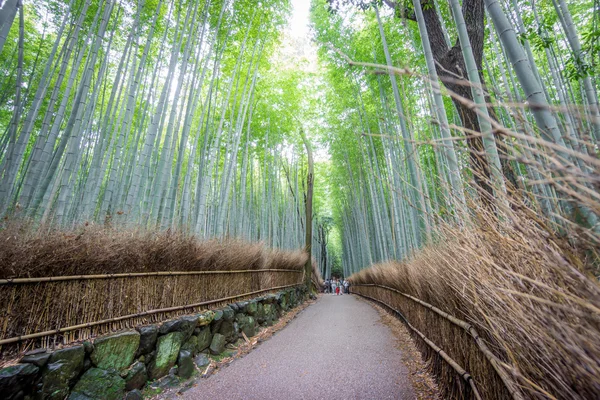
[{"x1": 180, "y1": 294, "x2": 416, "y2": 400}]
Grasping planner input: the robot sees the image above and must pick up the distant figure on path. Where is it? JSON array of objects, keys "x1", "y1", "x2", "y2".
[
  {"x1": 331, "y1": 279, "x2": 337, "y2": 295},
  {"x1": 335, "y1": 280, "x2": 341, "y2": 296},
  {"x1": 344, "y1": 280, "x2": 349, "y2": 294},
  {"x1": 324, "y1": 279, "x2": 330, "y2": 293}
]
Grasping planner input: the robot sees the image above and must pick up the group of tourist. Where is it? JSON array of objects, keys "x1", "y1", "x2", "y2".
[{"x1": 324, "y1": 278, "x2": 349, "y2": 295}]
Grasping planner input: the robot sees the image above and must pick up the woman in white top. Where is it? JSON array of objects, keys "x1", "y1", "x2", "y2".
[{"x1": 331, "y1": 279, "x2": 337, "y2": 295}]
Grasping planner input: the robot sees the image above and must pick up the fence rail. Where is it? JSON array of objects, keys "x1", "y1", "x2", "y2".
[
  {"x1": 0, "y1": 269, "x2": 303, "y2": 285},
  {"x1": 0, "y1": 283, "x2": 300, "y2": 346},
  {"x1": 0, "y1": 268, "x2": 304, "y2": 357},
  {"x1": 352, "y1": 284, "x2": 521, "y2": 400},
  {"x1": 354, "y1": 290, "x2": 483, "y2": 400}
]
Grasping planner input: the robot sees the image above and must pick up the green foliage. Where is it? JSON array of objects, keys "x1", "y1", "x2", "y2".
[
  {"x1": 0, "y1": 0, "x2": 598, "y2": 278},
  {"x1": 564, "y1": 55, "x2": 593, "y2": 82}
]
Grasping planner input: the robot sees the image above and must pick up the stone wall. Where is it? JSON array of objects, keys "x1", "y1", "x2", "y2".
[{"x1": 0, "y1": 286, "x2": 308, "y2": 400}]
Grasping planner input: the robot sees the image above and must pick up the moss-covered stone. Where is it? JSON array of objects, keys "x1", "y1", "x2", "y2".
[
  {"x1": 83, "y1": 358, "x2": 92, "y2": 373},
  {"x1": 125, "y1": 361, "x2": 147, "y2": 391},
  {"x1": 196, "y1": 311, "x2": 214, "y2": 327},
  {"x1": 193, "y1": 354, "x2": 210, "y2": 369},
  {"x1": 212, "y1": 309, "x2": 224, "y2": 322},
  {"x1": 221, "y1": 307, "x2": 235, "y2": 321},
  {"x1": 91, "y1": 330, "x2": 140, "y2": 372},
  {"x1": 233, "y1": 322, "x2": 240, "y2": 339},
  {"x1": 83, "y1": 341, "x2": 94, "y2": 355},
  {"x1": 12, "y1": 292, "x2": 305, "y2": 400},
  {"x1": 136, "y1": 325, "x2": 158, "y2": 356},
  {"x1": 241, "y1": 316, "x2": 256, "y2": 337},
  {"x1": 196, "y1": 326, "x2": 212, "y2": 352},
  {"x1": 289, "y1": 290, "x2": 297, "y2": 307},
  {"x1": 147, "y1": 332, "x2": 184, "y2": 380},
  {"x1": 152, "y1": 373, "x2": 179, "y2": 389},
  {"x1": 263, "y1": 303, "x2": 276, "y2": 325},
  {"x1": 209, "y1": 333, "x2": 226, "y2": 355},
  {"x1": 255, "y1": 303, "x2": 266, "y2": 324},
  {"x1": 20, "y1": 351, "x2": 50, "y2": 367},
  {"x1": 218, "y1": 320, "x2": 236, "y2": 342},
  {"x1": 49, "y1": 345, "x2": 85, "y2": 366},
  {"x1": 176, "y1": 350, "x2": 194, "y2": 379},
  {"x1": 68, "y1": 368, "x2": 125, "y2": 400},
  {"x1": 235, "y1": 313, "x2": 256, "y2": 338},
  {"x1": 279, "y1": 293, "x2": 288, "y2": 310},
  {"x1": 181, "y1": 335, "x2": 198, "y2": 355},
  {"x1": 42, "y1": 345, "x2": 85, "y2": 400},
  {"x1": 245, "y1": 301, "x2": 258, "y2": 316},
  {"x1": 159, "y1": 316, "x2": 197, "y2": 340},
  {"x1": 210, "y1": 318, "x2": 223, "y2": 334},
  {"x1": 144, "y1": 350, "x2": 155, "y2": 366},
  {"x1": 0, "y1": 363, "x2": 39, "y2": 400},
  {"x1": 234, "y1": 312, "x2": 245, "y2": 321}
]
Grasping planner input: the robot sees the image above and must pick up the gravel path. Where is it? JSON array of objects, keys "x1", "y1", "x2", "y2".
[{"x1": 180, "y1": 293, "x2": 416, "y2": 400}]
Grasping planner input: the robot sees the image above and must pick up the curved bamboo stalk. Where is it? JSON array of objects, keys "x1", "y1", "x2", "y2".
[
  {"x1": 353, "y1": 284, "x2": 523, "y2": 400},
  {"x1": 0, "y1": 283, "x2": 301, "y2": 345},
  {"x1": 355, "y1": 291, "x2": 483, "y2": 400}
]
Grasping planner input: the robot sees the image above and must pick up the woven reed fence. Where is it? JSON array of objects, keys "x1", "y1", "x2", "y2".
[
  {"x1": 0, "y1": 268, "x2": 303, "y2": 359},
  {"x1": 352, "y1": 284, "x2": 517, "y2": 400}
]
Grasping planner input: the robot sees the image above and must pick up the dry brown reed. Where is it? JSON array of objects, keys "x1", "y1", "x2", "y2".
[
  {"x1": 0, "y1": 223, "x2": 307, "y2": 360},
  {"x1": 350, "y1": 208, "x2": 600, "y2": 400},
  {"x1": 335, "y1": 43, "x2": 600, "y2": 400},
  {"x1": 311, "y1": 258, "x2": 324, "y2": 290},
  {"x1": 0, "y1": 222, "x2": 280, "y2": 278}
]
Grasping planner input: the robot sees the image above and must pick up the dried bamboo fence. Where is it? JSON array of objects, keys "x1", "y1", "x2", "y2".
[
  {"x1": 0, "y1": 267, "x2": 304, "y2": 360},
  {"x1": 352, "y1": 284, "x2": 516, "y2": 400}
]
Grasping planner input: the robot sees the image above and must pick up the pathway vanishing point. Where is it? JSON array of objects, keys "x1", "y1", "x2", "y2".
[{"x1": 179, "y1": 294, "x2": 416, "y2": 400}]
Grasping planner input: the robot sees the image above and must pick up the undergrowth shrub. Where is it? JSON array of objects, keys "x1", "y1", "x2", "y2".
[
  {"x1": 0, "y1": 222, "x2": 306, "y2": 278},
  {"x1": 350, "y1": 209, "x2": 600, "y2": 400},
  {"x1": 0, "y1": 222, "x2": 308, "y2": 359}
]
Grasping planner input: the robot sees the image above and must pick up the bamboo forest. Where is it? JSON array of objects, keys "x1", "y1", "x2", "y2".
[{"x1": 0, "y1": 0, "x2": 599, "y2": 399}]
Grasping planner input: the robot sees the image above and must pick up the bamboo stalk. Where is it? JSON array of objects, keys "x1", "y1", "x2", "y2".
[
  {"x1": 0, "y1": 269, "x2": 302, "y2": 285},
  {"x1": 0, "y1": 283, "x2": 301, "y2": 345}
]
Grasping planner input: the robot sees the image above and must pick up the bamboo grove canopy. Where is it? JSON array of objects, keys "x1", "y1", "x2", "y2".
[{"x1": 0, "y1": 0, "x2": 599, "y2": 276}]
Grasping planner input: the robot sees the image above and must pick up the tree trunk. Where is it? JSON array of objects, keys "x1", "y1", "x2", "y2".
[
  {"x1": 411, "y1": 0, "x2": 465, "y2": 214},
  {"x1": 385, "y1": 0, "x2": 493, "y2": 201},
  {"x1": 300, "y1": 129, "x2": 314, "y2": 289}
]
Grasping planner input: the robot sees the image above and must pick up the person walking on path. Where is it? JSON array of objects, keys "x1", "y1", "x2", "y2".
[
  {"x1": 335, "y1": 280, "x2": 341, "y2": 296},
  {"x1": 331, "y1": 279, "x2": 337, "y2": 295},
  {"x1": 344, "y1": 279, "x2": 349, "y2": 294}
]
